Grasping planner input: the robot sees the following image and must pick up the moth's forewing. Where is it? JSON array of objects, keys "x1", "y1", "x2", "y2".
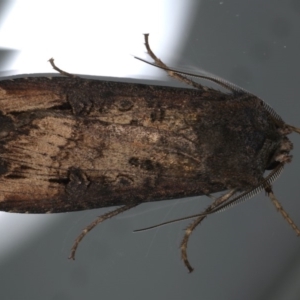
[{"x1": 0, "y1": 77, "x2": 281, "y2": 213}]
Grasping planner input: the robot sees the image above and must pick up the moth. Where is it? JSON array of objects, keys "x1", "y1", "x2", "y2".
[{"x1": 0, "y1": 34, "x2": 298, "y2": 272}]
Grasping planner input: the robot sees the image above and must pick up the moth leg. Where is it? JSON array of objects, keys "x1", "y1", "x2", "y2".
[
  {"x1": 142, "y1": 34, "x2": 205, "y2": 91},
  {"x1": 48, "y1": 58, "x2": 78, "y2": 78},
  {"x1": 181, "y1": 189, "x2": 236, "y2": 273},
  {"x1": 69, "y1": 203, "x2": 139, "y2": 260},
  {"x1": 267, "y1": 189, "x2": 300, "y2": 235}
]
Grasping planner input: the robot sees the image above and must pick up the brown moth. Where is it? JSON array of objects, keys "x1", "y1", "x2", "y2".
[{"x1": 0, "y1": 34, "x2": 298, "y2": 272}]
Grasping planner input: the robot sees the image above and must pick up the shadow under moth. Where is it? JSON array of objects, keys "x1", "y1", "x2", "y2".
[{"x1": 0, "y1": 34, "x2": 299, "y2": 272}]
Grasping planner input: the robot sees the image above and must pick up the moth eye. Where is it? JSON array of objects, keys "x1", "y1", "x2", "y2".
[
  {"x1": 266, "y1": 148, "x2": 291, "y2": 170},
  {"x1": 266, "y1": 160, "x2": 280, "y2": 170},
  {"x1": 265, "y1": 148, "x2": 280, "y2": 170}
]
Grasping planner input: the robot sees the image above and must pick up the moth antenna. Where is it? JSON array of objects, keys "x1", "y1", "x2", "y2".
[
  {"x1": 260, "y1": 101, "x2": 284, "y2": 126},
  {"x1": 69, "y1": 204, "x2": 138, "y2": 260},
  {"x1": 48, "y1": 58, "x2": 78, "y2": 78},
  {"x1": 209, "y1": 163, "x2": 284, "y2": 214},
  {"x1": 134, "y1": 213, "x2": 208, "y2": 232},
  {"x1": 134, "y1": 192, "x2": 230, "y2": 232},
  {"x1": 135, "y1": 164, "x2": 284, "y2": 232},
  {"x1": 181, "y1": 189, "x2": 236, "y2": 272}
]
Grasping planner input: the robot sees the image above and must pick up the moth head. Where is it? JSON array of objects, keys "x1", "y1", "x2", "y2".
[
  {"x1": 262, "y1": 102, "x2": 298, "y2": 170},
  {"x1": 266, "y1": 135, "x2": 293, "y2": 170}
]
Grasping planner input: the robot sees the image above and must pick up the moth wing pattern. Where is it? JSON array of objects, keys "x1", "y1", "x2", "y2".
[{"x1": 0, "y1": 77, "x2": 231, "y2": 213}]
